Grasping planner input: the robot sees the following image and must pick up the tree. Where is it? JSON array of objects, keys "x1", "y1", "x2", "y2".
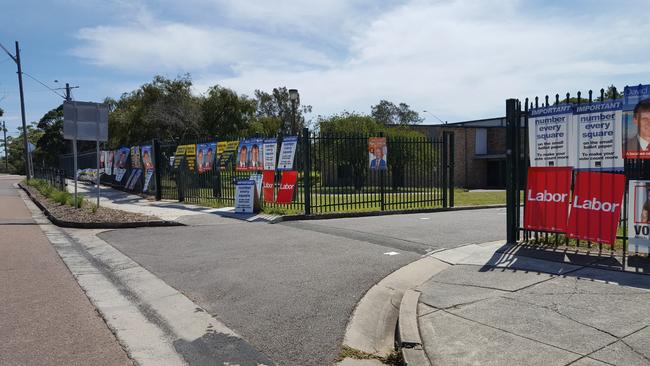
[
  {"x1": 108, "y1": 75, "x2": 202, "y2": 146},
  {"x1": 5, "y1": 122, "x2": 42, "y2": 174},
  {"x1": 254, "y1": 87, "x2": 312, "y2": 135},
  {"x1": 200, "y1": 85, "x2": 256, "y2": 137},
  {"x1": 35, "y1": 105, "x2": 66, "y2": 166},
  {"x1": 371, "y1": 100, "x2": 423, "y2": 125}
]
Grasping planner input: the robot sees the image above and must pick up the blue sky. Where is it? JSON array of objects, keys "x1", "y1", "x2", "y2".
[{"x1": 1, "y1": 0, "x2": 649, "y2": 149}]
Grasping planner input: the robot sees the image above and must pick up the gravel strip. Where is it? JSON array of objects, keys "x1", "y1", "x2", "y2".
[{"x1": 23, "y1": 184, "x2": 162, "y2": 224}]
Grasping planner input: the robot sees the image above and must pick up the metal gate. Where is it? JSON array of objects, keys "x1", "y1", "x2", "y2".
[{"x1": 505, "y1": 89, "x2": 650, "y2": 272}]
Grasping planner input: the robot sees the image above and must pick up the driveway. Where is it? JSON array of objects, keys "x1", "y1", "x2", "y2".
[{"x1": 99, "y1": 207, "x2": 505, "y2": 365}]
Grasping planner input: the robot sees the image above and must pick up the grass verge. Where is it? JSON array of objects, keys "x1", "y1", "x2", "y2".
[{"x1": 25, "y1": 179, "x2": 85, "y2": 208}]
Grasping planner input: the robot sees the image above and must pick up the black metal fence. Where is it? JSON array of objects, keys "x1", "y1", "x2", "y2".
[
  {"x1": 505, "y1": 87, "x2": 650, "y2": 272},
  {"x1": 58, "y1": 130, "x2": 455, "y2": 215},
  {"x1": 33, "y1": 166, "x2": 66, "y2": 191}
]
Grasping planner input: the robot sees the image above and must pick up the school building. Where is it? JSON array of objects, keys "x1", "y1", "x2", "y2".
[{"x1": 412, "y1": 117, "x2": 511, "y2": 189}]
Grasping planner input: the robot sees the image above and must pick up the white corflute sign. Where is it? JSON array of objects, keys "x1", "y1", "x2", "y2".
[
  {"x1": 571, "y1": 101, "x2": 623, "y2": 170},
  {"x1": 528, "y1": 104, "x2": 574, "y2": 167}
]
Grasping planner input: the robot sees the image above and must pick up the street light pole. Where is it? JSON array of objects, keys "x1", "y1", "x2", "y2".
[
  {"x1": 288, "y1": 89, "x2": 299, "y2": 135},
  {"x1": 422, "y1": 110, "x2": 447, "y2": 124}
]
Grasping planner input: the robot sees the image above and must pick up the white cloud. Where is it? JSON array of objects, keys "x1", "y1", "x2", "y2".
[{"x1": 73, "y1": 0, "x2": 650, "y2": 121}]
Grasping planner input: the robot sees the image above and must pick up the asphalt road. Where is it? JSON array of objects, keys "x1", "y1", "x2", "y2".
[{"x1": 100, "y1": 207, "x2": 505, "y2": 365}]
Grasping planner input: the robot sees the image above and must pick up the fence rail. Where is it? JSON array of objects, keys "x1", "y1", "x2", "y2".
[
  {"x1": 505, "y1": 86, "x2": 650, "y2": 272},
  {"x1": 57, "y1": 130, "x2": 455, "y2": 215},
  {"x1": 33, "y1": 167, "x2": 67, "y2": 191}
]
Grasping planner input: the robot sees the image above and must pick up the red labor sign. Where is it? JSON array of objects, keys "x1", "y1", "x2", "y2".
[
  {"x1": 262, "y1": 170, "x2": 275, "y2": 203},
  {"x1": 524, "y1": 167, "x2": 573, "y2": 233},
  {"x1": 567, "y1": 171, "x2": 625, "y2": 245},
  {"x1": 276, "y1": 171, "x2": 298, "y2": 204}
]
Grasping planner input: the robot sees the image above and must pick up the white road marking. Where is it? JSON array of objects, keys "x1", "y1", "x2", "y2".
[{"x1": 384, "y1": 251, "x2": 400, "y2": 256}]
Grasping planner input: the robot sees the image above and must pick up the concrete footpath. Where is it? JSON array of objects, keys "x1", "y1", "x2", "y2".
[
  {"x1": 0, "y1": 175, "x2": 132, "y2": 366},
  {"x1": 409, "y1": 242, "x2": 650, "y2": 366}
]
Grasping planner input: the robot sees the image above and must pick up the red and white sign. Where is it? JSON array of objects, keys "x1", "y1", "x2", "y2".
[
  {"x1": 524, "y1": 167, "x2": 573, "y2": 232},
  {"x1": 276, "y1": 171, "x2": 298, "y2": 204},
  {"x1": 567, "y1": 171, "x2": 625, "y2": 245},
  {"x1": 262, "y1": 170, "x2": 275, "y2": 203}
]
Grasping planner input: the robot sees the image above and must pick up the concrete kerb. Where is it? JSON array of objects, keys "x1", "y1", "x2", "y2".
[
  {"x1": 18, "y1": 182, "x2": 184, "y2": 228},
  {"x1": 337, "y1": 255, "x2": 450, "y2": 365}
]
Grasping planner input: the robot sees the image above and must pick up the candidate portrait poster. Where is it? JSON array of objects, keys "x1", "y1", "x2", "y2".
[
  {"x1": 572, "y1": 101, "x2": 623, "y2": 170},
  {"x1": 628, "y1": 180, "x2": 650, "y2": 254},
  {"x1": 236, "y1": 139, "x2": 263, "y2": 171},
  {"x1": 114, "y1": 147, "x2": 130, "y2": 182},
  {"x1": 623, "y1": 84, "x2": 650, "y2": 159},
  {"x1": 567, "y1": 171, "x2": 625, "y2": 245},
  {"x1": 524, "y1": 167, "x2": 573, "y2": 233},
  {"x1": 196, "y1": 142, "x2": 216, "y2": 174},
  {"x1": 528, "y1": 104, "x2": 574, "y2": 167},
  {"x1": 277, "y1": 136, "x2": 298, "y2": 171},
  {"x1": 263, "y1": 138, "x2": 278, "y2": 171},
  {"x1": 368, "y1": 137, "x2": 387, "y2": 170},
  {"x1": 141, "y1": 145, "x2": 154, "y2": 192}
]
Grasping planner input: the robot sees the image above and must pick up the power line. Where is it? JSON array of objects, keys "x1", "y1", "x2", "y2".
[{"x1": 21, "y1": 71, "x2": 66, "y2": 99}]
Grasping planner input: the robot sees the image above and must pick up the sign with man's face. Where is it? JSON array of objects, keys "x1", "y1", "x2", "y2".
[
  {"x1": 368, "y1": 137, "x2": 387, "y2": 170},
  {"x1": 628, "y1": 180, "x2": 650, "y2": 254},
  {"x1": 624, "y1": 84, "x2": 650, "y2": 159}
]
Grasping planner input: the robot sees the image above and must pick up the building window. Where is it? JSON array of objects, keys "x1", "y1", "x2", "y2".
[{"x1": 475, "y1": 128, "x2": 487, "y2": 155}]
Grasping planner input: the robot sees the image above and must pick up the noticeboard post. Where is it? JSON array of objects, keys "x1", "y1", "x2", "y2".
[{"x1": 63, "y1": 101, "x2": 109, "y2": 208}]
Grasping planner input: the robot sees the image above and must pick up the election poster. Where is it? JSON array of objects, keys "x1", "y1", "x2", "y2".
[
  {"x1": 276, "y1": 171, "x2": 298, "y2": 204},
  {"x1": 250, "y1": 173, "x2": 263, "y2": 199},
  {"x1": 572, "y1": 101, "x2": 623, "y2": 170},
  {"x1": 114, "y1": 147, "x2": 130, "y2": 182},
  {"x1": 627, "y1": 180, "x2": 650, "y2": 254},
  {"x1": 524, "y1": 167, "x2": 573, "y2": 233},
  {"x1": 236, "y1": 139, "x2": 263, "y2": 171},
  {"x1": 623, "y1": 84, "x2": 650, "y2": 159},
  {"x1": 368, "y1": 137, "x2": 388, "y2": 170},
  {"x1": 196, "y1": 142, "x2": 216, "y2": 174},
  {"x1": 566, "y1": 171, "x2": 625, "y2": 245},
  {"x1": 99, "y1": 150, "x2": 106, "y2": 173},
  {"x1": 105, "y1": 150, "x2": 114, "y2": 176},
  {"x1": 126, "y1": 169, "x2": 142, "y2": 190},
  {"x1": 528, "y1": 104, "x2": 574, "y2": 167},
  {"x1": 263, "y1": 138, "x2": 278, "y2": 171},
  {"x1": 173, "y1": 144, "x2": 196, "y2": 172},
  {"x1": 217, "y1": 140, "x2": 240, "y2": 168},
  {"x1": 262, "y1": 170, "x2": 275, "y2": 203},
  {"x1": 277, "y1": 136, "x2": 298, "y2": 171},
  {"x1": 131, "y1": 146, "x2": 142, "y2": 169},
  {"x1": 141, "y1": 145, "x2": 154, "y2": 192},
  {"x1": 235, "y1": 180, "x2": 258, "y2": 213}
]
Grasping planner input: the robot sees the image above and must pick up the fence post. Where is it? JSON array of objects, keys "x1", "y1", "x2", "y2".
[
  {"x1": 442, "y1": 131, "x2": 449, "y2": 208},
  {"x1": 505, "y1": 99, "x2": 519, "y2": 244},
  {"x1": 302, "y1": 127, "x2": 312, "y2": 215},
  {"x1": 448, "y1": 132, "x2": 455, "y2": 207},
  {"x1": 153, "y1": 139, "x2": 162, "y2": 201},
  {"x1": 380, "y1": 131, "x2": 385, "y2": 211}
]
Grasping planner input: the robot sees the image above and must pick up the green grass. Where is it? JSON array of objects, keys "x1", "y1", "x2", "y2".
[{"x1": 25, "y1": 179, "x2": 85, "y2": 208}]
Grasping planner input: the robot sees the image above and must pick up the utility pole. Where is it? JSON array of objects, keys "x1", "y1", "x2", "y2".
[
  {"x1": 2, "y1": 121, "x2": 7, "y2": 171},
  {"x1": 0, "y1": 41, "x2": 30, "y2": 179},
  {"x1": 65, "y1": 83, "x2": 71, "y2": 101}
]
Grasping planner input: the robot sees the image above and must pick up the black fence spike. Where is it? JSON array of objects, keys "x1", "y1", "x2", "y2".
[
  {"x1": 535, "y1": 96, "x2": 539, "y2": 108},
  {"x1": 588, "y1": 90, "x2": 593, "y2": 103},
  {"x1": 600, "y1": 88, "x2": 605, "y2": 102}
]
